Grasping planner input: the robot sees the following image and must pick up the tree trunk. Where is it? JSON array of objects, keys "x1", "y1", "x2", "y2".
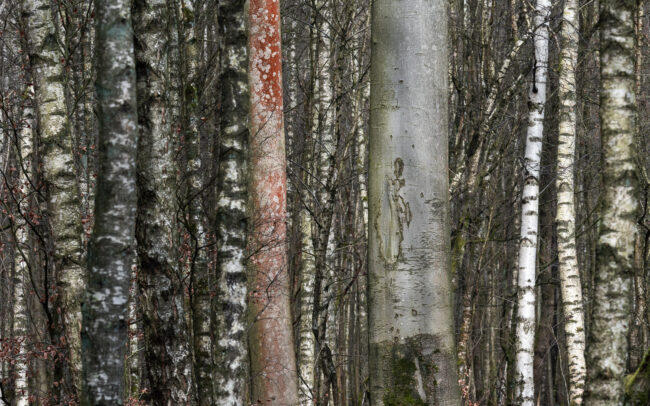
[
  {"x1": 133, "y1": 0, "x2": 193, "y2": 402},
  {"x1": 213, "y1": 0, "x2": 250, "y2": 404},
  {"x1": 585, "y1": 1, "x2": 640, "y2": 404},
  {"x1": 21, "y1": 0, "x2": 85, "y2": 397},
  {"x1": 297, "y1": 14, "x2": 320, "y2": 404},
  {"x1": 11, "y1": 84, "x2": 34, "y2": 406},
  {"x1": 247, "y1": 0, "x2": 300, "y2": 404},
  {"x1": 514, "y1": 0, "x2": 550, "y2": 404},
  {"x1": 81, "y1": 0, "x2": 138, "y2": 403},
  {"x1": 367, "y1": 0, "x2": 461, "y2": 404},
  {"x1": 298, "y1": 211, "x2": 316, "y2": 404},
  {"x1": 556, "y1": 0, "x2": 587, "y2": 403}
]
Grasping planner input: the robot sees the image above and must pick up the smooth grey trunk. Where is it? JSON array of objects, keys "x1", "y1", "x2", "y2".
[
  {"x1": 133, "y1": 0, "x2": 193, "y2": 403},
  {"x1": 81, "y1": 0, "x2": 138, "y2": 403},
  {"x1": 214, "y1": 0, "x2": 250, "y2": 404},
  {"x1": 585, "y1": 1, "x2": 640, "y2": 405},
  {"x1": 368, "y1": 0, "x2": 461, "y2": 404}
]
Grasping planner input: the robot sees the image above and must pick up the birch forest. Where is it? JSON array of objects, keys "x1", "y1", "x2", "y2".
[{"x1": 0, "y1": 0, "x2": 649, "y2": 405}]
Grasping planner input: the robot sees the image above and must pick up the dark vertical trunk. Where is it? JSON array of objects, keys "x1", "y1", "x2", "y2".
[{"x1": 81, "y1": 0, "x2": 138, "y2": 403}]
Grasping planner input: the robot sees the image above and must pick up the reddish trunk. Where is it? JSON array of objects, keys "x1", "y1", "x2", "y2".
[{"x1": 247, "y1": 0, "x2": 300, "y2": 404}]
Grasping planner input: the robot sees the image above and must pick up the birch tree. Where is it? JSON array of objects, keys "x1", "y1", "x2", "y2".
[
  {"x1": 12, "y1": 244, "x2": 28, "y2": 406},
  {"x1": 176, "y1": 1, "x2": 216, "y2": 403},
  {"x1": 11, "y1": 84, "x2": 34, "y2": 406},
  {"x1": 367, "y1": 0, "x2": 461, "y2": 404},
  {"x1": 309, "y1": 1, "x2": 339, "y2": 401},
  {"x1": 585, "y1": 1, "x2": 640, "y2": 404},
  {"x1": 296, "y1": 10, "x2": 320, "y2": 402},
  {"x1": 21, "y1": 0, "x2": 85, "y2": 395},
  {"x1": 556, "y1": 0, "x2": 586, "y2": 403},
  {"x1": 81, "y1": 0, "x2": 138, "y2": 403},
  {"x1": 213, "y1": 0, "x2": 250, "y2": 404},
  {"x1": 247, "y1": 0, "x2": 300, "y2": 403},
  {"x1": 133, "y1": 0, "x2": 193, "y2": 402},
  {"x1": 514, "y1": 1, "x2": 550, "y2": 404}
]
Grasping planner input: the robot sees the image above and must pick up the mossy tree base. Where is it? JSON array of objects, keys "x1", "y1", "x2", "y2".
[{"x1": 370, "y1": 335, "x2": 459, "y2": 405}]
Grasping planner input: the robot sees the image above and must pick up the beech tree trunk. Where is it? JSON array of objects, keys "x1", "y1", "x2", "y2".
[
  {"x1": 247, "y1": 0, "x2": 300, "y2": 404},
  {"x1": 81, "y1": 0, "x2": 138, "y2": 403},
  {"x1": 514, "y1": 1, "x2": 550, "y2": 404},
  {"x1": 585, "y1": 1, "x2": 640, "y2": 404},
  {"x1": 367, "y1": 0, "x2": 461, "y2": 404}
]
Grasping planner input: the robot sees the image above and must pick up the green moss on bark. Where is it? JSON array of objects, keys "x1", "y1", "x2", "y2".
[
  {"x1": 625, "y1": 349, "x2": 650, "y2": 405},
  {"x1": 383, "y1": 357, "x2": 427, "y2": 405},
  {"x1": 372, "y1": 336, "x2": 442, "y2": 405}
]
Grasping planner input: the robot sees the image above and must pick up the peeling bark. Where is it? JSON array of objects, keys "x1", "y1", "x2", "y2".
[{"x1": 247, "y1": 0, "x2": 300, "y2": 404}]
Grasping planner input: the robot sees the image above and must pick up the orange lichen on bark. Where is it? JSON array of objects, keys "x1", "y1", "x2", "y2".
[{"x1": 247, "y1": 0, "x2": 300, "y2": 404}]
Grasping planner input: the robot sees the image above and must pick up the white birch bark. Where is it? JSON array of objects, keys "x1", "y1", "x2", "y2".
[
  {"x1": 82, "y1": 0, "x2": 138, "y2": 402},
  {"x1": 21, "y1": 0, "x2": 85, "y2": 394},
  {"x1": 133, "y1": 0, "x2": 193, "y2": 402},
  {"x1": 556, "y1": 0, "x2": 586, "y2": 403},
  {"x1": 585, "y1": 1, "x2": 639, "y2": 404},
  {"x1": 298, "y1": 212, "x2": 316, "y2": 404},
  {"x1": 368, "y1": 0, "x2": 461, "y2": 404},
  {"x1": 214, "y1": 1, "x2": 250, "y2": 404},
  {"x1": 126, "y1": 274, "x2": 140, "y2": 400},
  {"x1": 13, "y1": 250, "x2": 29, "y2": 406},
  {"x1": 514, "y1": 1, "x2": 550, "y2": 404},
  {"x1": 353, "y1": 27, "x2": 370, "y2": 232},
  {"x1": 312, "y1": 2, "x2": 337, "y2": 399},
  {"x1": 297, "y1": 16, "x2": 320, "y2": 403},
  {"x1": 12, "y1": 85, "x2": 34, "y2": 406}
]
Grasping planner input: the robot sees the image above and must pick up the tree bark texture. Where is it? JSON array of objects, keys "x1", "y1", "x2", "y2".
[
  {"x1": 368, "y1": 0, "x2": 461, "y2": 404},
  {"x1": 556, "y1": 0, "x2": 587, "y2": 403},
  {"x1": 514, "y1": 1, "x2": 550, "y2": 404},
  {"x1": 247, "y1": 0, "x2": 300, "y2": 404},
  {"x1": 585, "y1": 1, "x2": 640, "y2": 405},
  {"x1": 214, "y1": 0, "x2": 250, "y2": 404},
  {"x1": 21, "y1": 0, "x2": 85, "y2": 396},
  {"x1": 81, "y1": 0, "x2": 138, "y2": 403},
  {"x1": 133, "y1": 0, "x2": 194, "y2": 402}
]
